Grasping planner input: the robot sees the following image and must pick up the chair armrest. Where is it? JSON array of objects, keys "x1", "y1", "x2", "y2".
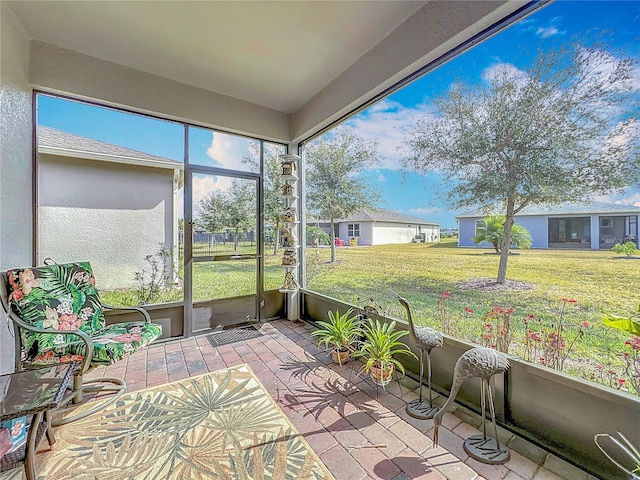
[
  {"x1": 8, "y1": 312, "x2": 94, "y2": 373},
  {"x1": 101, "y1": 303, "x2": 152, "y2": 323}
]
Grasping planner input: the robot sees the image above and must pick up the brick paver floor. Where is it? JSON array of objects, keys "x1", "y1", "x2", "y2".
[{"x1": 91, "y1": 320, "x2": 596, "y2": 480}]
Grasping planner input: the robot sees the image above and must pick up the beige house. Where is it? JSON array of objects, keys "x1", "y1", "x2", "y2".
[{"x1": 37, "y1": 126, "x2": 184, "y2": 288}]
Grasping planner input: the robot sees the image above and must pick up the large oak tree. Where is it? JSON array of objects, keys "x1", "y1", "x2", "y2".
[
  {"x1": 305, "y1": 127, "x2": 381, "y2": 263},
  {"x1": 402, "y1": 43, "x2": 639, "y2": 283}
]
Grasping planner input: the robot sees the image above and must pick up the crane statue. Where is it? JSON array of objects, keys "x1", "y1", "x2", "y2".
[
  {"x1": 391, "y1": 291, "x2": 443, "y2": 420},
  {"x1": 432, "y1": 346, "x2": 510, "y2": 464}
]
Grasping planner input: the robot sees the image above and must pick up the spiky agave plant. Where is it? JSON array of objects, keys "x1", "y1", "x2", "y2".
[
  {"x1": 310, "y1": 308, "x2": 361, "y2": 364},
  {"x1": 353, "y1": 318, "x2": 417, "y2": 381}
]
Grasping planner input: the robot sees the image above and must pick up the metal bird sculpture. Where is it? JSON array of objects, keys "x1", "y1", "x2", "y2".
[
  {"x1": 391, "y1": 291, "x2": 443, "y2": 419},
  {"x1": 432, "y1": 346, "x2": 510, "y2": 464}
]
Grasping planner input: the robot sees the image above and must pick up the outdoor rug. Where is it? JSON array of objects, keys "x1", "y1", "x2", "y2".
[
  {"x1": 207, "y1": 325, "x2": 263, "y2": 348},
  {"x1": 3, "y1": 364, "x2": 334, "y2": 480}
]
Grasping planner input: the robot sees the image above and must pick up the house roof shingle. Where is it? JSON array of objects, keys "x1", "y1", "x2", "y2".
[
  {"x1": 38, "y1": 126, "x2": 181, "y2": 167},
  {"x1": 338, "y1": 208, "x2": 439, "y2": 226},
  {"x1": 456, "y1": 201, "x2": 640, "y2": 218}
]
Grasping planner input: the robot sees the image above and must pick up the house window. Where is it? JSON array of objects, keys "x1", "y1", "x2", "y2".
[
  {"x1": 474, "y1": 220, "x2": 485, "y2": 234},
  {"x1": 348, "y1": 224, "x2": 360, "y2": 237},
  {"x1": 548, "y1": 217, "x2": 590, "y2": 244}
]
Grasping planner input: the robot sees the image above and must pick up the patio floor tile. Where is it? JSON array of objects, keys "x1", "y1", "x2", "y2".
[{"x1": 94, "y1": 319, "x2": 590, "y2": 480}]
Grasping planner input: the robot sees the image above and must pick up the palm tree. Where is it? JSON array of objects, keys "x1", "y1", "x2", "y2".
[{"x1": 472, "y1": 215, "x2": 532, "y2": 253}]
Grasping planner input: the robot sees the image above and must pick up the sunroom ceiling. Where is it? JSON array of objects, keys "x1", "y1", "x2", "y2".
[{"x1": 8, "y1": 0, "x2": 428, "y2": 113}]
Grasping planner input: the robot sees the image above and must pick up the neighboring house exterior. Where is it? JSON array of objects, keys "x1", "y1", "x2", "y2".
[
  {"x1": 457, "y1": 201, "x2": 640, "y2": 250},
  {"x1": 37, "y1": 126, "x2": 184, "y2": 289},
  {"x1": 313, "y1": 208, "x2": 440, "y2": 246}
]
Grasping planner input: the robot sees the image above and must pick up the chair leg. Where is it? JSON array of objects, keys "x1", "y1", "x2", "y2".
[
  {"x1": 73, "y1": 374, "x2": 83, "y2": 403},
  {"x1": 53, "y1": 376, "x2": 127, "y2": 426}
]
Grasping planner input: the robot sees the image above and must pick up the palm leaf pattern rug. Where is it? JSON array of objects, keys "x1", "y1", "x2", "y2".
[{"x1": 2, "y1": 364, "x2": 334, "y2": 480}]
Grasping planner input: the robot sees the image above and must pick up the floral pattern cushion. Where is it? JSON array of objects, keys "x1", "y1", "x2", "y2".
[{"x1": 5, "y1": 261, "x2": 161, "y2": 367}]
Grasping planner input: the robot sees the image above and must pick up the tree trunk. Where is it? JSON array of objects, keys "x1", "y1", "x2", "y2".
[
  {"x1": 497, "y1": 198, "x2": 516, "y2": 283},
  {"x1": 272, "y1": 220, "x2": 280, "y2": 256},
  {"x1": 330, "y1": 217, "x2": 336, "y2": 263}
]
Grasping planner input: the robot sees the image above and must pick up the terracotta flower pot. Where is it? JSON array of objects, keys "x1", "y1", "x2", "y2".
[
  {"x1": 332, "y1": 348, "x2": 351, "y2": 365},
  {"x1": 370, "y1": 362, "x2": 394, "y2": 386}
]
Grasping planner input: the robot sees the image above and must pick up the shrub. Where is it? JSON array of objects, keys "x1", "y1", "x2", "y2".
[
  {"x1": 612, "y1": 241, "x2": 639, "y2": 257},
  {"x1": 134, "y1": 244, "x2": 177, "y2": 305},
  {"x1": 306, "y1": 226, "x2": 330, "y2": 246}
]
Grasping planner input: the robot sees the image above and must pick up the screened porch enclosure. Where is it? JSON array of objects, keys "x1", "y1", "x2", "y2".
[{"x1": 548, "y1": 217, "x2": 591, "y2": 248}]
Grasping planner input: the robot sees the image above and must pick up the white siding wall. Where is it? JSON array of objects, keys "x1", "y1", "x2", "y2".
[
  {"x1": 0, "y1": 3, "x2": 32, "y2": 374},
  {"x1": 371, "y1": 222, "x2": 420, "y2": 245},
  {"x1": 38, "y1": 154, "x2": 175, "y2": 289}
]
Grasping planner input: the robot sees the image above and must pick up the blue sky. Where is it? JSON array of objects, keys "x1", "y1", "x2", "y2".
[{"x1": 38, "y1": 1, "x2": 640, "y2": 228}]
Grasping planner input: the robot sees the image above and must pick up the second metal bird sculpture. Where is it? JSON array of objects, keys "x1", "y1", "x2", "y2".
[
  {"x1": 391, "y1": 291, "x2": 443, "y2": 419},
  {"x1": 432, "y1": 346, "x2": 510, "y2": 464}
]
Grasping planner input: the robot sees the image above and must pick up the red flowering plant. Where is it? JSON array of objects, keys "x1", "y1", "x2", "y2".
[
  {"x1": 436, "y1": 291, "x2": 475, "y2": 337},
  {"x1": 589, "y1": 361, "x2": 628, "y2": 392},
  {"x1": 436, "y1": 291, "x2": 454, "y2": 335},
  {"x1": 521, "y1": 298, "x2": 589, "y2": 372},
  {"x1": 481, "y1": 306, "x2": 514, "y2": 353}
]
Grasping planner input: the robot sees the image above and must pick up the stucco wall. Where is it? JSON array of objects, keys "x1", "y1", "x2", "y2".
[
  {"x1": 515, "y1": 217, "x2": 548, "y2": 248},
  {"x1": 38, "y1": 154, "x2": 175, "y2": 289},
  {"x1": 342, "y1": 222, "x2": 372, "y2": 246},
  {"x1": 0, "y1": 3, "x2": 32, "y2": 374},
  {"x1": 459, "y1": 217, "x2": 548, "y2": 249},
  {"x1": 457, "y1": 218, "x2": 475, "y2": 247}
]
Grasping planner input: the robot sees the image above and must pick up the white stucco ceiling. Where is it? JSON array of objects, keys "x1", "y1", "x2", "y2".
[{"x1": 8, "y1": 0, "x2": 428, "y2": 114}]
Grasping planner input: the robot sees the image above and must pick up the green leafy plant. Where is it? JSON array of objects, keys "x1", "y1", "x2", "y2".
[
  {"x1": 353, "y1": 318, "x2": 417, "y2": 378},
  {"x1": 612, "y1": 241, "x2": 640, "y2": 258},
  {"x1": 472, "y1": 215, "x2": 532, "y2": 253},
  {"x1": 310, "y1": 308, "x2": 361, "y2": 364},
  {"x1": 306, "y1": 225, "x2": 330, "y2": 246},
  {"x1": 134, "y1": 243, "x2": 177, "y2": 305}
]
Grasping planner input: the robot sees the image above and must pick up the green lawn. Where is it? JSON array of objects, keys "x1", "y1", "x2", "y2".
[
  {"x1": 102, "y1": 240, "x2": 639, "y2": 394},
  {"x1": 306, "y1": 241, "x2": 639, "y2": 394}
]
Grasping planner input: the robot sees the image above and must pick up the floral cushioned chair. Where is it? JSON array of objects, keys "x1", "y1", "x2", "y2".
[{"x1": 0, "y1": 261, "x2": 162, "y2": 425}]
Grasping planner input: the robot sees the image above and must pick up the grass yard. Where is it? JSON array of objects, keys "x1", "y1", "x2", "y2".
[
  {"x1": 102, "y1": 240, "x2": 639, "y2": 394},
  {"x1": 306, "y1": 241, "x2": 640, "y2": 394}
]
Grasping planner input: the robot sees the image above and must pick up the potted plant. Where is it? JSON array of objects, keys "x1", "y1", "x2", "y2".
[
  {"x1": 354, "y1": 318, "x2": 417, "y2": 387},
  {"x1": 311, "y1": 308, "x2": 361, "y2": 365}
]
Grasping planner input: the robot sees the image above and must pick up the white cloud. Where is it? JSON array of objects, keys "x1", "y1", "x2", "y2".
[
  {"x1": 481, "y1": 62, "x2": 529, "y2": 85},
  {"x1": 408, "y1": 207, "x2": 440, "y2": 216},
  {"x1": 592, "y1": 189, "x2": 640, "y2": 207},
  {"x1": 377, "y1": 174, "x2": 386, "y2": 183},
  {"x1": 536, "y1": 26, "x2": 563, "y2": 39},
  {"x1": 577, "y1": 47, "x2": 640, "y2": 93},
  {"x1": 344, "y1": 99, "x2": 432, "y2": 170},
  {"x1": 206, "y1": 132, "x2": 258, "y2": 170},
  {"x1": 191, "y1": 174, "x2": 233, "y2": 206},
  {"x1": 616, "y1": 192, "x2": 640, "y2": 207},
  {"x1": 604, "y1": 118, "x2": 640, "y2": 150}
]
